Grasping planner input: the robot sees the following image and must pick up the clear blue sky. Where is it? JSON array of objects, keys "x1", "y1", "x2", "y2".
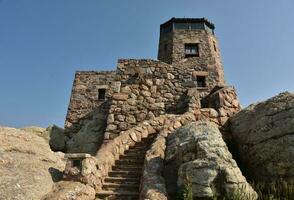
[{"x1": 0, "y1": 0, "x2": 293, "y2": 128}]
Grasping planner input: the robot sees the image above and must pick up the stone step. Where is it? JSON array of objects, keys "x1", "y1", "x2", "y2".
[
  {"x1": 112, "y1": 165, "x2": 143, "y2": 171},
  {"x1": 104, "y1": 177, "x2": 140, "y2": 184},
  {"x1": 108, "y1": 170, "x2": 141, "y2": 178},
  {"x1": 115, "y1": 159, "x2": 144, "y2": 165},
  {"x1": 96, "y1": 134, "x2": 155, "y2": 199},
  {"x1": 113, "y1": 163, "x2": 143, "y2": 169},
  {"x1": 122, "y1": 151, "x2": 146, "y2": 156},
  {"x1": 125, "y1": 148, "x2": 147, "y2": 152},
  {"x1": 119, "y1": 154, "x2": 146, "y2": 160},
  {"x1": 96, "y1": 190, "x2": 139, "y2": 200},
  {"x1": 102, "y1": 183, "x2": 139, "y2": 192},
  {"x1": 123, "y1": 150, "x2": 147, "y2": 155}
]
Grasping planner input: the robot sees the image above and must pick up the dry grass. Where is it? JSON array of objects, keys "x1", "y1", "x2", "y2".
[{"x1": 177, "y1": 180, "x2": 294, "y2": 200}]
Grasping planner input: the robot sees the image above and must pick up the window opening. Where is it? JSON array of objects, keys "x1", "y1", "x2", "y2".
[
  {"x1": 185, "y1": 44, "x2": 199, "y2": 57},
  {"x1": 72, "y1": 159, "x2": 81, "y2": 168},
  {"x1": 98, "y1": 88, "x2": 106, "y2": 100},
  {"x1": 213, "y1": 41, "x2": 217, "y2": 52},
  {"x1": 196, "y1": 76, "x2": 206, "y2": 87}
]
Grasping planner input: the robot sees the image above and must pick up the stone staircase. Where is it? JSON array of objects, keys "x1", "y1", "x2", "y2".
[{"x1": 96, "y1": 134, "x2": 155, "y2": 200}]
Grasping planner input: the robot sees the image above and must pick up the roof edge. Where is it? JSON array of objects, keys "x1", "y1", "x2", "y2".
[{"x1": 160, "y1": 17, "x2": 215, "y2": 30}]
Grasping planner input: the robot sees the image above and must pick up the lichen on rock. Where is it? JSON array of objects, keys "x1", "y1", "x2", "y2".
[
  {"x1": 165, "y1": 121, "x2": 257, "y2": 199},
  {"x1": 230, "y1": 92, "x2": 294, "y2": 183}
]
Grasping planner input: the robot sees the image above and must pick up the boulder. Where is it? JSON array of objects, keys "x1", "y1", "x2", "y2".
[
  {"x1": 48, "y1": 125, "x2": 67, "y2": 151},
  {"x1": 41, "y1": 181, "x2": 95, "y2": 200},
  {"x1": 0, "y1": 127, "x2": 65, "y2": 200},
  {"x1": 230, "y1": 92, "x2": 294, "y2": 182},
  {"x1": 66, "y1": 111, "x2": 106, "y2": 154},
  {"x1": 165, "y1": 121, "x2": 257, "y2": 199}
]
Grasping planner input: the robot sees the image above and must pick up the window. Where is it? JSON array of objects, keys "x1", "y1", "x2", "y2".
[
  {"x1": 72, "y1": 159, "x2": 81, "y2": 168},
  {"x1": 174, "y1": 22, "x2": 205, "y2": 30},
  {"x1": 185, "y1": 44, "x2": 199, "y2": 57},
  {"x1": 191, "y1": 23, "x2": 205, "y2": 30},
  {"x1": 98, "y1": 88, "x2": 106, "y2": 100},
  {"x1": 174, "y1": 23, "x2": 189, "y2": 30},
  {"x1": 213, "y1": 41, "x2": 217, "y2": 52},
  {"x1": 196, "y1": 76, "x2": 206, "y2": 87}
]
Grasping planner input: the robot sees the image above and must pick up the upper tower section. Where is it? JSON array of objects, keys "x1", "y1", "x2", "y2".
[{"x1": 158, "y1": 18, "x2": 225, "y2": 85}]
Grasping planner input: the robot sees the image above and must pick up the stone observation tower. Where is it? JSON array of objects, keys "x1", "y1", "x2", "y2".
[
  {"x1": 63, "y1": 18, "x2": 241, "y2": 199},
  {"x1": 158, "y1": 18, "x2": 225, "y2": 86}
]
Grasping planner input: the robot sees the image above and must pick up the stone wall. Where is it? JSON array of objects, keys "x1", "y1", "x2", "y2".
[
  {"x1": 197, "y1": 86, "x2": 241, "y2": 139},
  {"x1": 65, "y1": 60, "x2": 239, "y2": 141},
  {"x1": 104, "y1": 59, "x2": 211, "y2": 139},
  {"x1": 158, "y1": 31, "x2": 173, "y2": 64},
  {"x1": 64, "y1": 71, "x2": 118, "y2": 134}
]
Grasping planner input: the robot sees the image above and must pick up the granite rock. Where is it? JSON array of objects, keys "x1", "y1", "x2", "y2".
[{"x1": 230, "y1": 92, "x2": 294, "y2": 182}]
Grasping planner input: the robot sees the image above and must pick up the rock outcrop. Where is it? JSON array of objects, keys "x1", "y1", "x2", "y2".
[
  {"x1": 230, "y1": 92, "x2": 294, "y2": 182},
  {"x1": 165, "y1": 121, "x2": 257, "y2": 199},
  {"x1": 0, "y1": 127, "x2": 65, "y2": 200},
  {"x1": 48, "y1": 125, "x2": 67, "y2": 152},
  {"x1": 66, "y1": 108, "x2": 106, "y2": 154},
  {"x1": 20, "y1": 126, "x2": 49, "y2": 141},
  {"x1": 41, "y1": 181, "x2": 95, "y2": 200}
]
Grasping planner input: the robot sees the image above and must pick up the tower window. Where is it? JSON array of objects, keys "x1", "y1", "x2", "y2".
[
  {"x1": 185, "y1": 44, "x2": 199, "y2": 57},
  {"x1": 98, "y1": 88, "x2": 106, "y2": 100},
  {"x1": 213, "y1": 41, "x2": 217, "y2": 52},
  {"x1": 196, "y1": 76, "x2": 206, "y2": 87}
]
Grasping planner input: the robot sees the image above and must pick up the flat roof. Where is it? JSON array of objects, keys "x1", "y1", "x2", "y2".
[{"x1": 160, "y1": 17, "x2": 215, "y2": 30}]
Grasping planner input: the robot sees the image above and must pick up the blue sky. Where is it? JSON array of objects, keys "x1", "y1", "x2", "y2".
[{"x1": 0, "y1": 0, "x2": 293, "y2": 128}]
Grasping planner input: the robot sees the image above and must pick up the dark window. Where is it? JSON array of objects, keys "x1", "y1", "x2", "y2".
[
  {"x1": 174, "y1": 23, "x2": 189, "y2": 30},
  {"x1": 174, "y1": 22, "x2": 205, "y2": 30},
  {"x1": 72, "y1": 159, "x2": 81, "y2": 168},
  {"x1": 191, "y1": 22, "x2": 205, "y2": 30},
  {"x1": 185, "y1": 44, "x2": 199, "y2": 57},
  {"x1": 213, "y1": 41, "x2": 217, "y2": 52},
  {"x1": 98, "y1": 88, "x2": 106, "y2": 100},
  {"x1": 196, "y1": 76, "x2": 206, "y2": 87}
]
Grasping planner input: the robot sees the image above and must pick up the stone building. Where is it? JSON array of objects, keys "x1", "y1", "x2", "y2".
[
  {"x1": 60, "y1": 18, "x2": 245, "y2": 199},
  {"x1": 65, "y1": 18, "x2": 237, "y2": 149}
]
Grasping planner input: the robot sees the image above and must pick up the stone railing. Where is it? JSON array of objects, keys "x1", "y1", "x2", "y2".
[
  {"x1": 139, "y1": 113, "x2": 196, "y2": 200},
  {"x1": 139, "y1": 133, "x2": 168, "y2": 200}
]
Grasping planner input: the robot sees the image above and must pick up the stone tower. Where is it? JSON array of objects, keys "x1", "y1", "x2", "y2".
[{"x1": 158, "y1": 18, "x2": 225, "y2": 90}]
